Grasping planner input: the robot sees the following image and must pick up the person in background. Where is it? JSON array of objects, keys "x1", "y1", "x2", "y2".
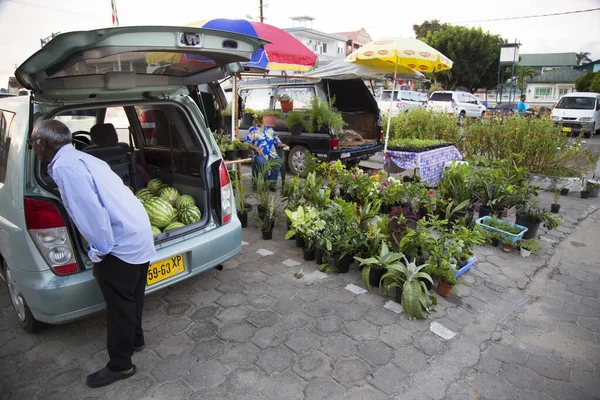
[
  {"x1": 517, "y1": 95, "x2": 529, "y2": 116},
  {"x1": 29, "y1": 120, "x2": 157, "y2": 388},
  {"x1": 245, "y1": 123, "x2": 289, "y2": 191}
]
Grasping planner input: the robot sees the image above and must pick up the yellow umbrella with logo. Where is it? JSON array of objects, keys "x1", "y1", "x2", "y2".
[{"x1": 346, "y1": 38, "x2": 453, "y2": 152}]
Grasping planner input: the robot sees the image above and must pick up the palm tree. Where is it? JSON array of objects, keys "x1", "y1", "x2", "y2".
[
  {"x1": 576, "y1": 52, "x2": 591, "y2": 66},
  {"x1": 517, "y1": 66, "x2": 536, "y2": 95}
]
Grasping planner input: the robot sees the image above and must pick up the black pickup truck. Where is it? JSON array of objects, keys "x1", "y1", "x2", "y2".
[{"x1": 235, "y1": 77, "x2": 384, "y2": 175}]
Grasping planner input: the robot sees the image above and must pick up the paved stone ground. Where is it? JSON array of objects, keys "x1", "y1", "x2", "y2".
[{"x1": 0, "y1": 191, "x2": 598, "y2": 400}]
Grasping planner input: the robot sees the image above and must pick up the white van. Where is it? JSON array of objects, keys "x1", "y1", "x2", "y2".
[
  {"x1": 378, "y1": 89, "x2": 427, "y2": 117},
  {"x1": 551, "y1": 92, "x2": 600, "y2": 138}
]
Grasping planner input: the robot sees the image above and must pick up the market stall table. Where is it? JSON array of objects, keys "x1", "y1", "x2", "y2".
[{"x1": 383, "y1": 145, "x2": 462, "y2": 186}]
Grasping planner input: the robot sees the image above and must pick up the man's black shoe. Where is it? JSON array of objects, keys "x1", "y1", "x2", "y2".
[{"x1": 86, "y1": 365, "x2": 137, "y2": 388}]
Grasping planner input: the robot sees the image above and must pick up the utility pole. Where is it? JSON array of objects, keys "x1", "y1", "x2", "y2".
[{"x1": 259, "y1": 0, "x2": 264, "y2": 22}]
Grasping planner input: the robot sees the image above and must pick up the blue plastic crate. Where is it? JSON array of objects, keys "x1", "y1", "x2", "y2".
[
  {"x1": 475, "y1": 216, "x2": 528, "y2": 246},
  {"x1": 454, "y1": 256, "x2": 476, "y2": 278}
]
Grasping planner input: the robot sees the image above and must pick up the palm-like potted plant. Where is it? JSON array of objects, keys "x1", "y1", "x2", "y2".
[
  {"x1": 516, "y1": 199, "x2": 562, "y2": 239},
  {"x1": 277, "y1": 93, "x2": 294, "y2": 112},
  {"x1": 550, "y1": 190, "x2": 561, "y2": 214},
  {"x1": 380, "y1": 256, "x2": 437, "y2": 318},
  {"x1": 355, "y1": 242, "x2": 403, "y2": 293},
  {"x1": 230, "y1": 170, "x2": 251, "y2": 228},
  {"x1": 260, "y1": 195, "x2": 276, "y2": 240}
]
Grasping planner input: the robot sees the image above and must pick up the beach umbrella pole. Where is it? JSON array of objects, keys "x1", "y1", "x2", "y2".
[{"x1": 383, "y1": 55, "x2": 398, "y2": 154}]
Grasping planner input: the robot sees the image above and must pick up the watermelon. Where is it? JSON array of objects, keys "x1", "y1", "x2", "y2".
[
  {"x1": 136, "y1": 188, "x2": 154, "y2": 201},
  {"x1": 164, "y1": 221, "x2": 185, "y2": 232},
  {"x1": 147, "y1": 178, "x2": 165, "y2": 194},
  {"x1": 178, "y1": 206, "x2": 202, "y2": 225},
  {"x1": 143, "y1": 197, "x2": 175, "y2": 228},
  {"x1": 159, "y1": 186, "x2": 180, "y2": 206},
  {"x1": 175, "y1": 194, "x2": 196, "y2": 209},
  {"x1": 127, "y1": 185, "x2": 135, "y2": 193},
  {"x1": 151, "y1": 226, "x2": 161, "y2": 236}
]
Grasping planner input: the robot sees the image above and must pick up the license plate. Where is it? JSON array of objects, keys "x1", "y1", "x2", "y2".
[
  {"x1": 562, "y1": 127, "x2": 572, "y2": 133},
  {"x1": 147, "y1": 254, "x2": 185, "y2": 286},
  {"x1": 340, "y1": 153, "x2": 350, "y2": 159}
]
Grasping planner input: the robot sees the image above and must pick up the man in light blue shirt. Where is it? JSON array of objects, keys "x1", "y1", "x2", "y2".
[
  {"x1": 517, "y1": 95, "x2": 528, "y2": 116},
  {"x1": 30, "y1": 120, "x2": 156, "y2": 388}
]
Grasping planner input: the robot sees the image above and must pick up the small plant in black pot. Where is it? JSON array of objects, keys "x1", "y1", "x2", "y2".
[
  {"x1": 224, "y1": 143, "x2": 238, "y2": 161},
  {"x1": 284, "y1": 111, "x2": 307, "y2": 135},
  {"x1": 355, "y1": 241, "x2": 403, "y2": 293},
  {"x1": 234, "y1": 140, "x2": 252, "y2": 159},
  {"x1": 550, "y1": 190, "x2": 561, "y2": 214}
]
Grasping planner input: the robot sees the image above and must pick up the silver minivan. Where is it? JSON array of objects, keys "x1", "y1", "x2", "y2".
[{"x1": 0, "y1": 26, "x2": 265, "y2": 331}]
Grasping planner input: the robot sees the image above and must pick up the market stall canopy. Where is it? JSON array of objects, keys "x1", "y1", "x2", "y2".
[
  {"x1": 300, "y1": 59, "x2": 425, "y2": 81},
  {"x1": 180, "y1": 19, "x2": 318, "y2": 72},
  {"x1": 346, "y1": 37, "x2": 453, "y2": 73}
]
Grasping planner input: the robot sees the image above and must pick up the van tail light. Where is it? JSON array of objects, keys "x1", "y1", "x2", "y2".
[
  {"x1": 24, "y1": 197, "x2": 78, "y2": 276},
  {"x1": 395, "y1": 100, "x2": 402, "y2": 108},
  {"x1": 329, "y1": 137, "x2": 339, "y2": 151},
  {"x1": 218, "y1": 161, "x2": 232, "y2": 224},
  {"x1": 380, "y1": 129, "x2": 384, "y2": 141}
]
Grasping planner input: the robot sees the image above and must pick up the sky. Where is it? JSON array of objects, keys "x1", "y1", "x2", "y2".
[{"x1": 0, "y1": 0, "x2": 599, "y2": 88}]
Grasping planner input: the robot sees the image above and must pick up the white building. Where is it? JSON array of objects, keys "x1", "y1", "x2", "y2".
[
  {"x1": 525, "y1": 67, "x2": 585, "y2": 104},
  {"x1": 284, "y1": 16, "x2": 346, "y2": 67}
]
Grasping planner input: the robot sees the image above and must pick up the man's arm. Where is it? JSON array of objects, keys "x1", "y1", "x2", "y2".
[{"x1": 52, "y1": 165, "x2": 115, "y2": 261}]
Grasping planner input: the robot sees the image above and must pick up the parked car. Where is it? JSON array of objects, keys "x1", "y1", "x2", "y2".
[
  {"x1": 377, "y1": 89, "x2": 427, "y2": 117},
  {"x1": 551, "y1": 92, "x2": 600, "y2": 138},
  {"x1": 427, "y1": 90, "x2": 487, "y2": 123},
  {"x1": 485, "y1": 102, "x2": 518, "y2": 118},
  {"x1": 0, "y1": 26, "x2": 265, "y2": 331},
  {"x1": 236, "y1": 77, "x2": 384, "y2": 175}
]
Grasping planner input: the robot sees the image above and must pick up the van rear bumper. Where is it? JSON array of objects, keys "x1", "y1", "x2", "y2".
[
  {"x1": 9, "y1": 217, "x2": 242, "y2": 325},
  {"x1": 554, "y1": 121, "x2": 594, "y2": 135}
]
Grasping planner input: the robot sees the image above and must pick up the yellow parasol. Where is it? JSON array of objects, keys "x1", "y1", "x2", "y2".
[{"x1": 346, "y1": 38, "x2": 453, "y2": 152}]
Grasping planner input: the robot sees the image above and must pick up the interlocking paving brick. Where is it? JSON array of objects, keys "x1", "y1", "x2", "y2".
[
  {"x1": 155, "y1": 332, "x2": 196, "y2": 358},
  {"x1": 217, "y1": 321, "x2": 256, "y2": 342},
  {"x1": 525, "y1": 355, "x2": 571, "y2": 381},
  {"x1": 488, "y1": 343, "x2": 529, "y2": 365},
  {"x1": 369, "y1": 362, "x2": 408, "y2": 395},
  {"x1": 499, "y1": 364, "x2": 549, "y2": 391},
  {"x1": 292, "y1": 349, "x2": 332, "y2": 380},
  {"x1": 143, "y1": 379, "x2": 195, "y2": 399},
  {"x1": 378, "y1": 324, "x2": 413, "y2": 348},
  {"x1": 246, "y1": 310, "x2": 279, "y2": 329},
  {"x1": 255, "y1": 344, "x2": 295, "y2": 374},
  {"x1": 189, "y1": 338, "x2": 224, "y2": 361},
  {"x1": 216, "y1": 292, "x2": 249, "y2": 307},
  {"x1": 262, "y1": 370, "x2": 306, "y2": 400},
  {"x1": 356, "y1": 339, "x2": 394, "y2": 367},
  {"x1": 187, "y1": 320, "x2": 219, "y2": 340},
  {"x1": 344, "y1": 385, "x2": 389, "y2": 400},
  {"x1": 243, "y1": 282, "x2": 273, "y2": 297},
  {"x1": 320, "y1": 334, "x2": 359, "y2": 358},
  {"x1": 331, "y1": 357, "x2": 371, "y2": 388},
  {"x1": 312, "y1": 316, "x2": 344, "y2": 336},
  {"x1": 220, "y1": 342, "x2": 261, "y2": 368},
  {"x1": 364, "y1": 307, "x2": 397, "y2": 326},
  {"x1": 303, "y1": 377, "x2": 346, "y2": 400},
  {"x1": 302, "y1": 300, "x2": 335, "y2": 318},
  {"x1": 225, "y1": 365, "x2": 267, "y2": 394},
  {"x1": 247, "y1": 295, "x2": 276, "y2": 310},
  {"x1": 412, "y1": 331, "x2": 448, "y2": 356},
  {"x1": 335, "y1": 302, "x2": 369, "y2": 322},
  {"x1": 183, "y1": 359, "x2": 228, "y2": 389},
  {"x1": 279, "y1": 311, "x2": 312, "y2": 331},
  {"x1": 285, "y1": 328, "x2": 323, "y2": 353},
  {"x1": 251, "y1": 325, "x2": 289, "y2": 349},
  {"x1": 216, "y1": 306, "x2": 253, "y2": 324},
  {"x1": 164, "y1": 302, "x2": 192, "y2": 317},
  {"x1": 190, "y1": 305, "x2": 221, "y2": 321},
  {"x1": 344, "y1": 319, "x2": 379, "y2": 342}
]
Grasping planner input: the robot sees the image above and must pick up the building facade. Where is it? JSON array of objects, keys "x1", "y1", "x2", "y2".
[
  {"x1": 519, "y1": 52, "x2": 578, "y2": 74},
  {"x1": 333, "y1": 28, "x2": 372, "y2": 56},
  {"x1": 285, "y1": 17, "x2": 346, "y2": 66},
  {"x1": 526, "y1": 67, "x2": 584, "y2": 104}
]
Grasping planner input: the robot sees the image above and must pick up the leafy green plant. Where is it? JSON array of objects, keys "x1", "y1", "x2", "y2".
[
  {"x1": 518, "y1": 238, "x2": 540, "y2": 253},
  {"x1": 284, "y1": 111, "x2": 308, "y2": 131},
  {"x1": 276, "y1": 93, "x2": 292, "y2": 103},
  {"x1": 233, "y1": 140, "x2": 250, "y2": 150},
  {"x1": 307, "y1": 96, "x2": 346, "y2": 134},
  {"x1": 381, "y1": 256, "x2": 437, "y2": 320},
  {"x1": 440, "y1": 268, "x2": 457, "y2": 286},
  {"x1": 517, "y1": 199, "x2": 562, "y2": 230},
  {"x1": 285, "y1": 205, "x2": 325, "y2": 251},
  {"x1": 387, "y1": 138, "x2": 449, "y2": 150},
  {"x1": 355, "y1": 242, "x2": 404, "y2": 293},
  {"x1": 480, "y1": 216, "x2": 523, "y2": 235}
]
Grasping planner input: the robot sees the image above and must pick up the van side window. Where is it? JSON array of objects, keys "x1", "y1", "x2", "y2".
[
  {"x1": 0, "y1": 110, "x2": 15, "y2": 183},
  {"x1": 240, "y1": 88, "x2": 272, "y2": 111},
  {"x1": 275, "y1": 87, "x2": 316, "y2": 109},
  {"x1": 104, "y1": 107, "x2": 131, "y2": 144}
]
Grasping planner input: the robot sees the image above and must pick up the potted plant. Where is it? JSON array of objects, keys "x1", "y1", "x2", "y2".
[
  {"x1": 580, "y1": 177, "x2": 590, "y2": 199},
  {"x1": 277, "y1": 93, "x2": 294, "y2": 112},
  {"x1": 501, "y1": 238, "x2": 513, "y2": 253},
  {"x1": 380, "y1": 256, "x2": 436, "y2": 319},
  {"x1": 260, "y1": 195, "x2": 276, "y2": 240},
  {"x1": 518, "y1": 238, "x2": 540, "y2": 258},
  {"x1": 437, "y1": 269, "x2": 457, "y2": 297},
  {"x1": 285, "y1": 205, "x2": 325, "y2": 260},
  {"x1": 586, "y1": 179, "x2": 600, "y2": 198},
  {"x1": 516, "y1": 200, "x2": 562, "y2": 239},
  {"x1": 489, "y1": 231, "x2": 501, "y2": 247},
  {"x1": 234, "y1": 140, "x2": 252, "y2": 159},
  {"x1": 355, "y1": 242, "x2": 404, "y2": 293},
  {"x1": 473, "y1": 168, "x2": 520, "y2": 218},
  {"x1": 477, "y1": 215, "x2": 528, "y2": 246},
  {"x1": 550, "y1": 190, "x2": 561, "y2": 214},
  {"x1": 242, "y1": 107, "x2": 255, "y2": 127},
  {"x1": 221, "y1": 103, "x2": 233, "y2": 133},
  {"x1": 223, "y1": 143, "x2": 238, "y2": 161},
  {"x1": 559, "y1": 185, "x2": 569, "y2": 196},
  {"x1": 306, "y1": 96, "x2": 346, "y2": 134},
  {"x1": 284, "y1": 111, "x2": 307, "y2": 135},
  {"x1": 230, "y1": 170, "x2": 252, "y2": 228},
  {"x1": 257, "y1": 110, "x2": 282, "y2": 127}
]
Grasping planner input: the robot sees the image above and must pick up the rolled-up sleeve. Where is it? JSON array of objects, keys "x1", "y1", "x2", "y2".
[{"x1": 52, "y1": 165, "x2": 115, "y2": 262}]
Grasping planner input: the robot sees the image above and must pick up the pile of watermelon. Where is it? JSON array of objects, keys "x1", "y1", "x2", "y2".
[{"x1": 135, "y1": 178, "x2": 202, "y2": 236}]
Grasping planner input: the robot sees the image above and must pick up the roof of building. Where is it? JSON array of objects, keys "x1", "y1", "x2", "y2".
[
  {"x1": 575, "y1": 59, "x2": 600, "y2": 70},
  {"x1": 289, "y1": 16, "x2": 315, "y2": 21},
  {"x1": 529, "y1": 67, "x2": 584, "y2": 83},
  {"x1": 284, "y1": 27, "x2": 347, "y2": 42},
  {"x1": 332, "y1": 28, "x2": 372, "y2": 45},
  {"x1": 520, "y1": 52, "x2": 577, "y2": 67}
]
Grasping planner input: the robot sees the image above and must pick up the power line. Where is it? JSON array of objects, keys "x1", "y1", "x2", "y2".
[{"x1": 454, "y1": 7, "x2": 600, "y2": 24}]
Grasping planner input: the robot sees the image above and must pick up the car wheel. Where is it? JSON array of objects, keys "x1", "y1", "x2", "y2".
[
  {"x1": 288, "y1": 145, "x2": 308, "y2": 176},
  {"x1": 3, "y1": 260, "x2": 45, "y2": 333},
  {"x1": 458, "y1": 112, "x2": 465, "y2": 125}
]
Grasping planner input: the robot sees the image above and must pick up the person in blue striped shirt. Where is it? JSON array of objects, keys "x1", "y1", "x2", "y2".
[{"x1": 30, "y1": 120, "x2": 157, "y2": 388}]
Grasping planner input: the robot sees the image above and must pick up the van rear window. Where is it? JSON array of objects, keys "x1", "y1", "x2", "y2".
[
  {"x1": 429, "y1": 93, "x2": 453, "y2": 102},
  {"x1": 555, "y1": 96, "x2": 595, "y2": 110}
]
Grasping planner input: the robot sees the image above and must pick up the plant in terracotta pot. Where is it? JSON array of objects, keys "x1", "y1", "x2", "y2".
[
  {"x1": 277, "y1": 93, "x2": 294, "y2": 112},
  {"x1": 255, "y1": 110, "x2": 283, "y2": 127},
  {"x1": 355, "y1": 241, "x2": 404, "y2": 293},
  {"x1": 501, "y1": 238, "x2": 513, "y2": 253},
  {"x1": 437, "y1": 268, "x2": 457, "y2": 297}
]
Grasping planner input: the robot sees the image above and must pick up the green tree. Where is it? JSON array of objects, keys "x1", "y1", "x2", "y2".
[
  {"x1": 575, "y1": 72, "x2": 596, "y2": 92},
  {"x1": 517, "y1": 66, "x2": 536, "y2": 95},
  {"x1": 576, "y1": 52, "x2": 591, "y2": 66},
  {"x1": 412, "y1": 20, "x2": 449, "y2": 39},
  {"x1": 589, "y1": 72, "x2": 600, "y2": 93},
  {"x1": 422, "y1": 25, "x2": 505, "y2": 91}
]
